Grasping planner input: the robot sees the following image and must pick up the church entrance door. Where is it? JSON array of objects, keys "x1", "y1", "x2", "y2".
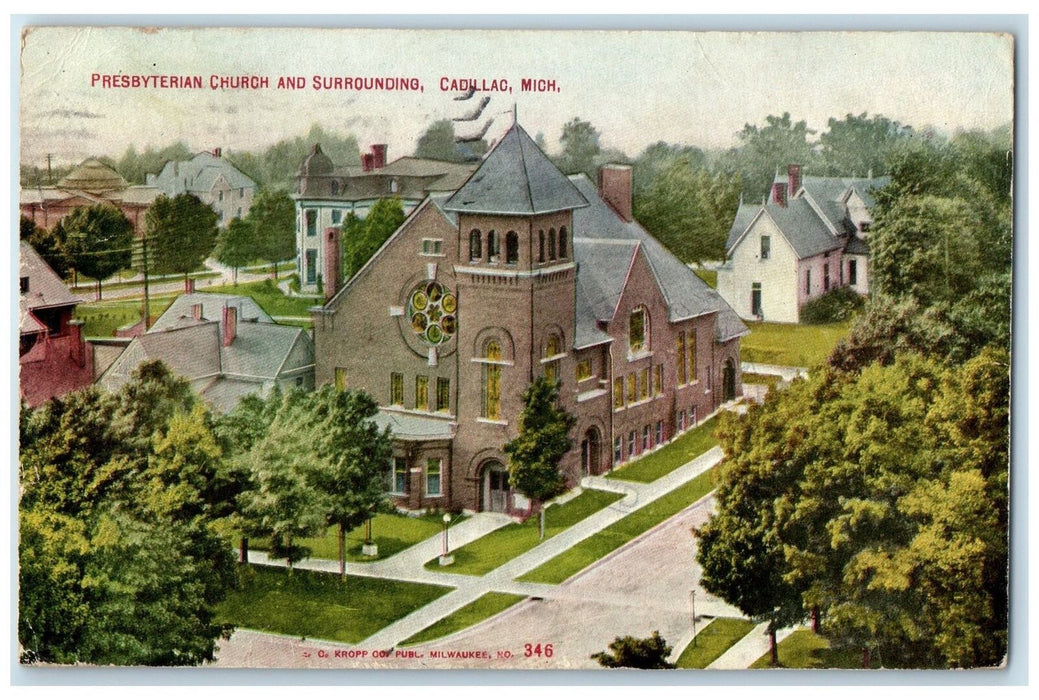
[{"x1": 483, "y1": 461, "x2": 511, "y2": 513}]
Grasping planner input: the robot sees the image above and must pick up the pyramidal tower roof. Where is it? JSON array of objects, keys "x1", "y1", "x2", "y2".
[{"x1": 444, "y1": 122, "x2": 588, "y2": 215}]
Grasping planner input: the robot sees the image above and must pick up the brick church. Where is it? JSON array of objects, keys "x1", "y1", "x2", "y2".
[{"x1": 312, "y1": 122, "x2": 746, "y2": 514}]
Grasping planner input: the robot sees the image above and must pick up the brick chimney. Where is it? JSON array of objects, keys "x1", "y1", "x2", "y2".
[
  {"x1": 222, "y1": 305, "x2": 237, "y2": 347},
  {"x1": 362, "y1": 153, "x2": 375, "y2": 172},
  {"x1": 185, "y1": 277, "x2": 195, "y2": 294},
  {"x1": 213, "y1": 147, "x2": 222, "y2": 158},
  {"x1": 324, "y1": 226, "x2": 342, "y2": 301},
  {"x1": 787, "y1": 164, "x2": 802, "y2": 199},
  {"x1": 598, "y1": 164, "x2": 633, "y2": 222},
  {"x1": 68, "y1": 319, "x2": 86, "y2": 368},
  {"x1": 772, "y1": 181, "x2": 788, "y2": 207},
  {"x1": 371, "y1": 144, "x2": 388, "y2": 170},
  {"x1": 191, "y1": 302, "x2": 204, "y2": 320}
]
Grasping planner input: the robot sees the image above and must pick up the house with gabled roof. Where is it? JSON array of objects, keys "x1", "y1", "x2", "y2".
[
  {"x1": 98, "y1": 293, "x2": 314, "y2": 413},
  {"x1": 146, "y1": 149, "x2": 257, "y2": 227},
  {"x1": 717, "y1": 164, "x2": 888, "y2": 323},
  {"x1": 310, "y1": 122, "x2": 746, "y2": 515},
  {"x1": 294, "y1": 142, "x2": 477, "y2": 292}
]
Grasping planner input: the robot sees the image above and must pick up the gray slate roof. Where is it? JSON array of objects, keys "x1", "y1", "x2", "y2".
[
  {"x1": 20, "y1": 241, "x2": 78, "y2": 335},
  {"x1": 444, "y1": 124, "x2": 589, "y2": 215},
  {"x1": 148, "y1": 152, "x2": 256, "y2": 196},
  {"x1": 844, "y1": 235, "x2": 870, "y2": 256},
  {"x1": 570, "y1": 175, "x2": 748, "y2": 343},
  {"x1": 573, "y1": 239, "x2": 638, "y2": 348},
  {"x1": 374, "y1": 410, "x2": 456, "y2": 441},
  {"x1": 765, "y1": 198, "x2": 845, "y2": 258},
  {"x1": 726, "y1": 203, "x2": 761, "y2": 253},
  {"x1": 150, "y1": 293, "x2": 273, "y2": 331}
]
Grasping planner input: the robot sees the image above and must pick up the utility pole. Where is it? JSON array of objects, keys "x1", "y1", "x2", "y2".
[{"x1": 134, "y1": 235, "x2": 152, "y2": 331}]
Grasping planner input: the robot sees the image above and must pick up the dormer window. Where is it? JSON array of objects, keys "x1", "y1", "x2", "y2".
[{"x1": 760, "y1": 235, "x2": 771, "y2": 260}]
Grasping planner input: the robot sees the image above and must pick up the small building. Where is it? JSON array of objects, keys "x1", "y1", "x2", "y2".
[
  {"x1": 19, "y1": 241, "x2": 93, "y2": 406},
  {"x1": 312, "y1": 122, "x2": 746, "y2": 515},
  {"x1": 717, "y1": 164, "x2": 888, "y2": 323},
  {"x1": 146, "y1": 149, "x2": 257, "y2": 227},
  {"x1": 20, "y1": 158, "x2": 160, "y2": 236},
  {"x1": 294, "y1": 143, "x2": 477, "y2": 293},
  {"x1": 97, "y1": 293, "x2": 314, "y2": 413}
]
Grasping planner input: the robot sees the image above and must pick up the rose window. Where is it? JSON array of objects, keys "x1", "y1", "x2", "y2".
[{"x1": 407, "y1": 281, "x2": 457, "y2": 345}]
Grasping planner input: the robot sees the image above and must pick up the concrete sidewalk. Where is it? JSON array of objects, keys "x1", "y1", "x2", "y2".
[
  {"x1": 741, "y1": 362, "x2": 808, "y2": 382},
  {"x1": 707, "y1": 621, "x2": 797, "y2": 669}
]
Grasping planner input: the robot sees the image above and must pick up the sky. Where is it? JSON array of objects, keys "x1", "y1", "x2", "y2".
[{"x1": 18, "y1": 26, "x2": 1015, "y2": 169}]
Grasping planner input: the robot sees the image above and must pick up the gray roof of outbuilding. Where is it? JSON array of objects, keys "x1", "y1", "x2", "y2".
[
  {"x1": 150, "y1": 293, "x2": 273, "y2": 331},
  {"x1": 570, "y1": 175, "x2": 748, "y2": 342},
  {"x1": 221, "y1": 323, "x2": 310, "y2": 379},
  {"x1": 151, "y1": 152, "x2": 256, "y2": 196},
  {"x1": 374, "y1": 410, "x2": 456, "y2": 441},
  {"x1": 198, "y1": 378, "x2": 266, "y2": 414},
  {"x1": 444, "y1": 123, "x2": 589, "y2": 215}
]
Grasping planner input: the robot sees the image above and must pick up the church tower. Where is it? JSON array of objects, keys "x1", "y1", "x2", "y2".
[{"x1": 441, "y1": 122, "x2": 589, "y2": 512}]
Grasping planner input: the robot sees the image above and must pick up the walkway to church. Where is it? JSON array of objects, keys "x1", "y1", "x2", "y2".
[{"x1": 217, "y1": 445, "x2": 729, "y2": 666}]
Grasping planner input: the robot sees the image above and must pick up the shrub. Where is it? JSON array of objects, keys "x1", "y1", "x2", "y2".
[{"x1": 800, "y1": 287, "x2": 864, "y2": 324}]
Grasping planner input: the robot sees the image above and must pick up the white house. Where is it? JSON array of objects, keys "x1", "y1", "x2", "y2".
[
  {"x1": 147, "y1": 149, "x2": 257, "y2": 227},
  {"x1": 717, "y1": 164, "x2": 888, "y2": 323}
]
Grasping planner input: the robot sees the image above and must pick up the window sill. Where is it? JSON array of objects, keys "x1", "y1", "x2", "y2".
[
  {"x1": 626, "y1": 349, "x2": 653, "y2": 362},
  {"x1": 476, "y1": 417, "x2": 509, "y2": 426}
]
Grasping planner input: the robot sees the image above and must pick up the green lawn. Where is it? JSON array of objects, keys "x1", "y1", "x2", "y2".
[
  {"x1": 399, "y1": 592, "x2": 527, "y2": 646},
  {"x1": 518, "y1": 469, "x2": 717, "y2": 584},
  {"x1": 607, "y1": 416, "x2": 719, "y2": 483},
  {"x1": 74, "y1": 296, "x2": 176, "y2": 337},
  {"x1": 251, "y1": 512, "x2": 452, "y2": 562},
  {"x1": 200, "y1": 279, "x2": 321, "y2": 318},
  {"x1": 694, "y1": 269, "x2": 717, "y2": 288},
  {"x1": 426, "y1": 489, "x2": 623, "y2": 576},
  {"x1": 676, "y1": 617, "x2": 757, "y2": 669},
  {"x1": 741, "y1": 372, "x2": 783, "y2": 388},
  {"x1": 216, "y1": 565, "x2": 451, "y2": 644},
  {"x1": 741, "y1": 320, "x2": 853, "y2": 368},
  {"x1": 748, "y1": 629, "x2": 879, "y2": 669}
]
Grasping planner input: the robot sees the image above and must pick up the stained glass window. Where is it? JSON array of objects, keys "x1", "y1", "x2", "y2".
[
  {"x1": 483, "y1": 340, "x2": 502, "y2": 420},
  {"x1": 407, "y1": 280, "x2": 457, "y2": 346}
]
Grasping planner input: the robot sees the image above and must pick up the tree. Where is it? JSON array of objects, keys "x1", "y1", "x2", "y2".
[
  {"x1": 19, "y1": 361, "x2": 238, "y2": 665},
  {"x1": 503, "y1": 376, "x2": 576, "y2": 540},
  {"x1": 728, "y1": 112, "x2": 817, "y2": 200},
  {"x1": 591, "y1": 631, "x2": 675, "y2": 669},
  {"x1": 21, "y1": 215, "x2": 71, "y2": 279},
  {"x1": 60, "y1": 205, "x2": 134, "y2": 299},
  {"x1": 246, "y1": 189, "x2": 296, "y2": 279},
  {"x1": 817, "y1": 112, "x2": 912, "y2": 177},
  {"x1": 343, "y1": 197, "x2": 406, "y2": 278},
  {"x1": 145, "y1": 194, "x2": 219, "y2": 288},
  {"x1": 214, "y1": 217, "x2": 258, "y2": 284},
  {"x1": 298, "y1": 387, "x2": 393, "y2": 580},
  {"x1": 556, "y1": 117, "x2": 601, "y2": 178},
  {"x1": 415, "y1": 119, "x2": 463, "y2": 162}
]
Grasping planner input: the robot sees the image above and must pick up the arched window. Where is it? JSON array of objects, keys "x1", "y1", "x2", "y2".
[
  {"x1": 487, "y1": 230, "x2": 500, "y2": 263},
  {"x1": 538, "y1": 230, "x2": 546, "y2": 262},
  {"x1": 469, "y1": 229, "x2": 482, "y2": 262},
  {"x1": 548, "y1": 228, "x2": 557, "y2": 260},
  {"x1": 629, "y1": 306, "x2": 648, "y2": 354},
  {"x1": 558, "y1": 226, "x2": 568, "y2": 258},
  {"x1": 543, "y1": 334, "x2": 562, "y2": 383},
  {"x1": 505, "y1": 231, "x2": 519, "y2": 265},
  {"x1": 482, "y1": 340, "x2": 502, "y2": 420}
]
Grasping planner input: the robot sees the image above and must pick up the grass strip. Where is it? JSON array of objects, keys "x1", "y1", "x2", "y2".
[
  {"x1": 399, "y1": 593, "x2": 526, "y2": 646},
  {"x1": 607, "y1": 416, "x2": 719, "y2": 483},
  {"x1": 676, "y1": 617, "x2": 757, "y2": 669},
  {"x1": 200, "y1": 279, "x2": 319, "y2": 318},
  {"x1": 425, "y1": 489, "x2": 622, "y2": 576},
  {"x1": 693, "y1": 269, "x2": 717, "y2": 288},
  {"x1": 748, "y1": 629, "x2": 879, "y2": 669},
  {"x1": 74, "y1": 297, "x2": 176, "y2": 337},
  {"x1": 215, "y1": 565, "x2": 451, "y2": 644},
  {"x1": 518, "y1": 469, "x2": 716, "y2": 584},
  {"x1": 741, "y1": 320, "x2": 852, "y2": 369},
  {"x1": 741, "y1": 373, "x2": 783, "y2": 388}
]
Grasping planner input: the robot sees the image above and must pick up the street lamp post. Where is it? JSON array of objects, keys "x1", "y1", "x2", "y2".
[
  {"x1": 690, "y1": 589, "x2": 697, "y2": 647},
  {"x1": 439, "y1": 513, "x2": 454, "y2": 566}
]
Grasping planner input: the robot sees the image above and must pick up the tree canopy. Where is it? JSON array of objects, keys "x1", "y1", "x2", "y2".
[
  {"x1": 591, "y1": 631, "x2": 675, "y2": 669},
  {"x1": 343, "y1": 197, "x2": 407, "y2": 279},
  {"x1": 556, "y1": 117, "x2": 601, "y2": 178},
  {"x1": 214, "y1": 216, "x2": 258, "y2": 283},
  {"x1": 59, "y1": 205, "x2": 134, "y2": 297},
  {"x1": 145, "y1": 194, "x2": 219, "y2": 281},
  {"x1": 246, "y1": 189, "x2": 296, "y2": 278}
]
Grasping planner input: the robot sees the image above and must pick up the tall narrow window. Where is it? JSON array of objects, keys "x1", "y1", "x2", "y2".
[
  {"x1": 688, "y1": 330, "x2": 697, "y2": 383},
  {"x1": 614, "y1": 436, "x2": 623, "y2": 463},
  {"x1": 548, "y1": 228, "x2": 557, "y2": 260},
  {"x1": 331, "y1": 180, "x2": 339, "y2": 196},
  {"x1": 538, "y1": 230, "x2": 545, "y2": 262},
  {"x1": 849, "y1": 259, "x2": 858, "y2": 285},
  {"x1": 469, "y1": 229, "x2": 482, "y2": 262},
  {"x1": 627, "y1": 373, "x2": 637, "y2": 404},
  {"x1": 390, "y1": 457, "x2": 408, "y2": 495},
  {"x1": 487, "y1": 230, "x2": 499, "y2": 263},
  {"x1": 760, "y1": 235, "x2": 771, "y2": 259},
  {"x1": 576, "y1": 360, "x2": 592, "y2": 382},
  {"x1": 805, "y1": 269, "x2": 812, "y2": 296},
  {"x1": 613, "y1": 377, "x2": 624, "y2": 409},
  {"x1": 505, "y1": 231, "x2": 519, "y2": 265},
  {"x1": 629, "y1": 307, "x2": 647, "y2": 354},
  {"x1": 306, "y1": 210, "x2": 317, "y2": 237},
  {"x1": 335, "y1": 367, "x2": 347, "y2": 391},
  {"x1": 655, "y1": 421, "x2": 664, "y2": 445},
  {"x1": 824, "y1": 263, "x2": 831, "y2": 291},
  {"x1": 751, "y1": 282, "x2": 763, "y2": 317},
  {"x1": 642, "y1": 425, "x2": 651, "y2": 451},
  {"x1": 331, "y1": 209, "x2": 342, "y2": 224},
  {"x1": 415, "y1": 375, "x2": 429, "y2": 411},
  {"x1": 639, "y1": 367, "x2": 650, "y2": 401},
  {"x1": 628, "y1": 431, "x2": 637, "y2": 457},
  {"x1": 426, "y1": 458, "x2": 442, "y2": 497},
  {"x1": 543, "y1": 334, "x2": 561, "y2": 384},
  {"x1": 436, "y1": 378, "x2": 450, "y2": 413},
  {"x1": 482, "y1": 340, "x2": 502, "y2": 420},
  {"x1": 678, "y1": 409, "x2": 686, "y2": 432},
  {"x1": 558, "y1": 226, "x2": 568, "y2": 258},
  {"x1": 390, "y1": 372, "x2": 404, "y2": 405},
  {"x1": 676, "y1": 332, "x2": 687, "y2": 385},
  {"x1": 654, "y1": 365, "x2": 663, "y2": 396}
]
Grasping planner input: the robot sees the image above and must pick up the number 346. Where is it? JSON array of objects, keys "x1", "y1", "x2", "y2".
[{"x1": 524, "y1": 643, "x2": 554, "y2": 658}]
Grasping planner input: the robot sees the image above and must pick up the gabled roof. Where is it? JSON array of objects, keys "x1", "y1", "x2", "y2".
[
  {"x1": 20, "y1": 239, "x2": 77, "y2": 321},
  {"x1": 150, "y1": 152, "x2": 256, "y2": 195},
  {"x1": 444, "y1": 123, "x2": 588, "y2": 215},
  {"x1": 726, "y1": 202, "x2": 761, "y2": 253},
  {"x1": 150, "y1": 293, "x2": 273, "y2": 331},
  {"x1": 765, "y1": 198, "x2": 845, "y2": 258},
  {"x1": 570, "y1": 175, "x2": 748, "y2": 343},
  {"x1": 573, "y1": 239, "x2": 639, "y2": 349}
]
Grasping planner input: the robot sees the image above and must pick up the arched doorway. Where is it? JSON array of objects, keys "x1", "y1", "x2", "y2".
[
  {"x1": 580, "y1": 426, "x2": 602, "y2": 476},
  {"x1": 723, "y1": 358, "x2": 737, "y2": 401},
  {"x1": 481, "y1": 460, "x2": 512, "y2": 513}
]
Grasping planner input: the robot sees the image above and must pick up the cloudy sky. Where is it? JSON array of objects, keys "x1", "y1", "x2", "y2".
[{"x1": 18, "y1": 26, "x2": 1014, "y2": 168}]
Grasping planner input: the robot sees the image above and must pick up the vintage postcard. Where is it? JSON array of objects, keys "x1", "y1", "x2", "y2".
[{"x1": 16, "y1": 24, "x2": 1015, "y2": 673}]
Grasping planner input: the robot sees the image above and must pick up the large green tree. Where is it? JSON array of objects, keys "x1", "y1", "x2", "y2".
[
  {"x1": 503, "y1": 376, "x2": 576, "y2": 540},
  {"x1": 117, "y1": 142, "x2": 192, "y2": 184},
  {"x1": 726, "y1": 112, "x2": 817, "y2": 200},
  {"x1": 343, "y1": 197, "x2": 406, "y2": 279},
  {"x1": 19, "y1": 361, "x2": 238, "y2": 665},
  {"x1": 817, "y1": 112, "x2": 912, "y2": 177},
  {"x1": 145, "y1": 194, "x2": 219, "y2": 287},
  {"x1": 59, "y1": 205, "x2": 134, "y2": 298},
  {"x1": 21, "y1": 215, "x2": 71, "y2": 279},
  {"x1": 246, "y1": 189, "x2": 296, "y2": 279},
  {"x1": 556, "y1": 117, "x2": 601, "y2": 179},
  {"x1": 214, "y1": 216, "x2": 258, "y2": 284},
  {"x1": 415, "y1": 119, "x2": 464, "y2": 162}
]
